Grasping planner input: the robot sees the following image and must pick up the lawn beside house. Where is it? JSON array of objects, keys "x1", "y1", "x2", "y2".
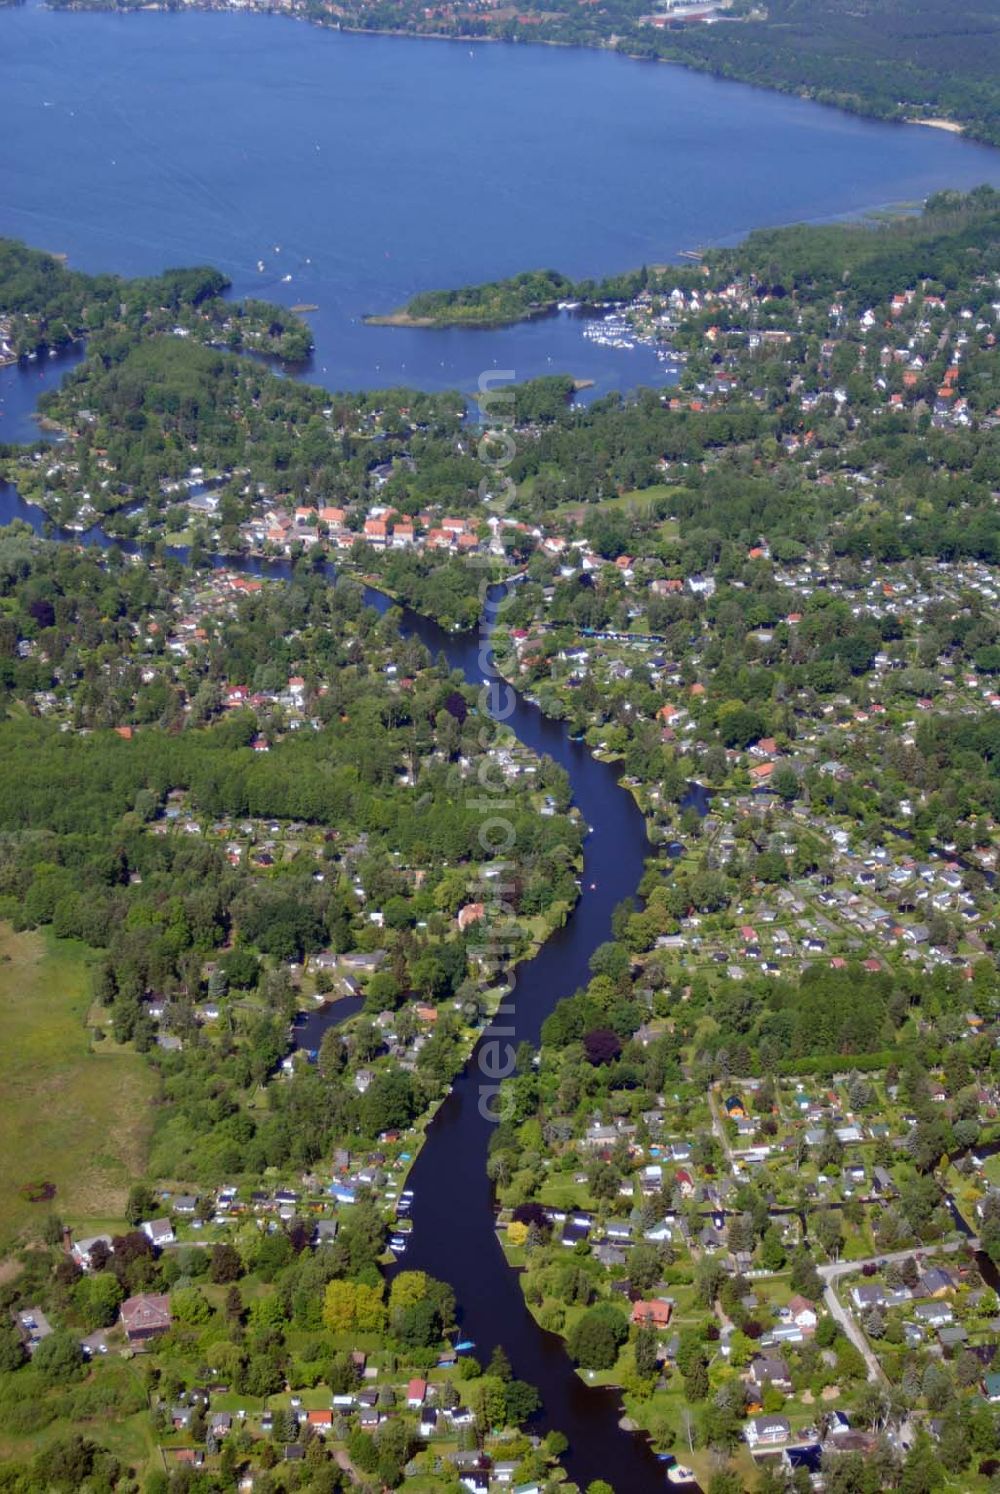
[{"x1": 0, "y1": 925, "x2": 155, "y2": 1248}]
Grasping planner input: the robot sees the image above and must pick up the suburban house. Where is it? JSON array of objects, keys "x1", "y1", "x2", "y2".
[
  {"x1": 71, "y1": 1234, "x2": 113, "y2": 1271},
  {"x1": 749, "y1": 1355, "x2": 792, "y2": 1391},
  {"x1": 871, "y1": 1167, "x2": 897, "y2": 1197},
  {"x1": 561, "y1": 1215, "x2": 593, "y2": 1246},
  {"x1": 851, "y1": 1283, "x2": 910, "y2": 1311},
  {"x1": 630, "y1": 1299, "x2": 672, "y2": 1328},
  {"x1": 456, "y1": 902, "x2": 486, "y2": 932},
  {"x1": 419, "y1": 1406, "x2": 438, "y2": 1438},
  {"x1": 674, "y1": 1169, "x2": 695, "y2": 1199},
  {"x1": 120, "y1": 1293, "x2": 172, "y2": 1349},
  {"x1": 784, "y1": 1445, "x2": 824, "y2": 1477},
  {"x1": 406, "y1": 1378, "x2": 428, "y2": 1408},
  {"x1": 141, "y1": 1217, "x2": 175, "y2": 1248},
  {"x1": 918, "y1": 1267, "x2": 955, "y2": 1298},
  {"x1": 458, "y1": 1474, "x2": 490, "y2": 1494},
  {"x1": 913, "y1": 1302, "x2": 954, "y2": 1328},
  {"x1": 788, "y1": 1294, "x2": 818, "y2": 1332},
  {"x1": 745, "y1": 1414, "x2": 791, "y2": 1447}
]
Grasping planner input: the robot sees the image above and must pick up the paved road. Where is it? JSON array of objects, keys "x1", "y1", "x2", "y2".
[
  {"x1": 707, "y1": 1089, "x2": 735, "y2": 1171},
  {"x1": 818, "y1": 1238, "x2": 976, "y2": 1384},
  {"x1": 817, "y1": 1237, "x2": 974, "y2": 1283},
  {"x1": 821, "y1": 1279, "x2": 885, "y2": 1383}
]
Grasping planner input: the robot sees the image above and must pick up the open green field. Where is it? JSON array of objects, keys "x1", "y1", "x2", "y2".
[
  {"x1": 547, "y1": 483, "x2": 681, "y2": 536},
  {"x1": 0, "y1": 1375, "x2": 158, "y2": 1474},
  {"x1": 0, "y1": 925, "x2": 155, "y2": 1248}
]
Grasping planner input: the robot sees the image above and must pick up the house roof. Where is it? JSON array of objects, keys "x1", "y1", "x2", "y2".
[
  {"x1": 751, "y1": 1355, "x2": 790, "y2": 1382},
  {"x1": 120, "y1": 1293, "x2": 172, "y2": 1334},
  {"x1": 919, "y1": 1267, "x2": 955, "y2": 1294},
  {"x1": 750, "y1": 1414, "x2": 790, "y2": 1433},
  {"x1": 631, "y1": 1299, "x2": 672, "y2": 1326}
]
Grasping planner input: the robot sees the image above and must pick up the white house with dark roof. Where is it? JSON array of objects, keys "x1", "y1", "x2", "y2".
[{"x1": 745, "y1": 1414, "x2": 790, "y2": 1447}]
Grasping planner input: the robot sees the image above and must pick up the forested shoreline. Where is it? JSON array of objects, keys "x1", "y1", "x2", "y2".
[{"x1": 378, "y1": 190, "x2": 1000, "y2": 328}]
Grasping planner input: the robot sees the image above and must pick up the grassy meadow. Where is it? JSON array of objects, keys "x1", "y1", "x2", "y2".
[{"x1": 0, "y1": 925, "x2": 154, "y2": 1249}]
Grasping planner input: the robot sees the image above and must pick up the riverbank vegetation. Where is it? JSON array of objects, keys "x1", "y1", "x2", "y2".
[
  {"x1": 0, "y1": 529, "x2": 591, "y2": 1484},
  {"x1": 4, "y1": 180, "x2": 1000, "y2": 1486},
  {"x1": 488, "y1": 856, "x2": 1000, "y2": 1485},
  {"x1": 449, "y1": 184, "x2": 1000, "y2": 1489}
]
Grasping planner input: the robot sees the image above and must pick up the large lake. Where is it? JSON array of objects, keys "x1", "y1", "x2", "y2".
[{"x1": 4, "y1": 2, "x2": 1000, "y2": 399}]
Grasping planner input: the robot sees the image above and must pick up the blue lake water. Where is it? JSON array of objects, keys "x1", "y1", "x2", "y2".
[{"x1": 4, "y1": 2, "x2": 1000, "y2": 398}]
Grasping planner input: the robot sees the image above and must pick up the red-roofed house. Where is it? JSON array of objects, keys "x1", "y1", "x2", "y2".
[
  {"x1": 457, "y1": 903, "x2": 486, "y2": 933},
  {"x1": 120, "y1": 1293, "x2": 172, "y2": 1348},
  {"x1": 631, "y1": 1299, "x2": 672, "y2": 1327}
]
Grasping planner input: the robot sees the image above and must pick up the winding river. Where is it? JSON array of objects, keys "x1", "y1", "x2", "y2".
[
  {"x1": 6, "y1": 0, "x2": 993, "y2": 1450},
  {"x1": 0, "y1": 367, "x2": 684, "y2": 1484}
]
